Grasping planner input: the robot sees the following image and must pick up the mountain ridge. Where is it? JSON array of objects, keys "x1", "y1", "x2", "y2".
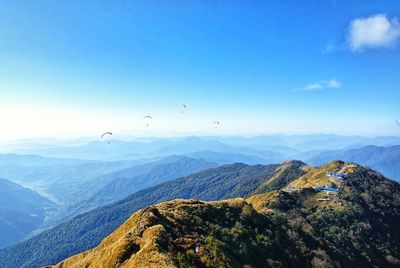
[
  {"x1": 0, "y1": 160, "x2": 306, "y2": 268},
  {"x1": 307, "y1": 145, "x2": 400, "y2": 181},
  {"x1": 45, "y1": 156, "x2": 217, "y2": 227},
  {"x1": 52, "y1": 160, "x2": 400, "y2": 267}
]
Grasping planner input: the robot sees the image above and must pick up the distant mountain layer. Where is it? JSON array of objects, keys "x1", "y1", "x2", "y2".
[
  {"x1": 0, "y1": 155, "x2": 142, "y2": 205},
  {"x1": 42, "y1": 156, "x2": 193, "y2": 206},
  {"x1": 7, "y1": 135, "x2": 400, "y2": 161},
  {"x1": 0, "y1": 154, "x2": 203, "y2": 210},
  {"x1": 0, "y1": 178, "x2": 56, "y2": 249},
  {"x1": 184, "y1": 150, "x2": 277, "y2": 164},
  {"x1": 9, "y1": 137, "x2": 242, "y2": 161},
  {"x1": 53, "y1": 161, "x2": 400, "y2": 268},
  {"x1": 81, "y1": 156, "x2": 217, "y2": 210},
  {"x1": 0, "y1": 160, "x2": 306, "y2": 268},
  {"x1": 45, "y1": 156, "x2": 217, "y2": 227},
  {"x1": 0, "y1": 153, "x2": 88, "y2": 166},
  {"x1": 307, "y1": 145, "x2": 400, "y2": 180}
]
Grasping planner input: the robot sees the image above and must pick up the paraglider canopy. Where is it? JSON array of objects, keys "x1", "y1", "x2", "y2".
[
  {"x1": 101, "y1": 132, "x2": 112, "y2": 138},
  {"x1": 142, "y1": 115, "x2": 153, "y2": 127},
  {"x1": 181, "y1": 103, "x2": 187, "y2": 113},
  {"x1": 101, "y1": 132, "x2": 112, "y2": 144}
]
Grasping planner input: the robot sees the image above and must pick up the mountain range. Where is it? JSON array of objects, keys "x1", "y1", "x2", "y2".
[
  {"x1": 6, "y1": 135, "x2": 400, "y2": 162},
  {"x1": 0, "y1": 160, "x2": 306, "y2": 268},
  {"x1": 44, "y1": 156, "x2": 217, "y2": 227},
  {"x1": 52, "y1": 160, "x2": 400, "y2": 267},
  {"x1": 1, "y1": 136, "x2": 400, "y2": 266},
  {"x1": 0, "y1": 154, "x2": 216, "y2": 247}
]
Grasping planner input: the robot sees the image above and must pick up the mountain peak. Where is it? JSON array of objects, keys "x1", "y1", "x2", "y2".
[{"x1": 282, "y1": 159, "x2": 306, "y2": 166}]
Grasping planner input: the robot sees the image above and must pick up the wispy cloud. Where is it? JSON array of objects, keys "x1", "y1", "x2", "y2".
[
  {"x1": 348, "y1": 14, "x2": 400, "y2": 51},
  {"x1": 293, "y1": 79, "x2": 341, "y2": 92},
  {"x1": 322, "y1": 43, "x2": 338, "y2": 54}
]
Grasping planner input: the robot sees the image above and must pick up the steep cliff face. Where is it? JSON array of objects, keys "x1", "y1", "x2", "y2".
[{"x1": 53, "y1": 161, "x2": 400, "y2": 268}]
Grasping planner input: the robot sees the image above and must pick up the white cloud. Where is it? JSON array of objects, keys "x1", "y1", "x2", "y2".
[
  {"x1": 305, "y1": 83, "x2": 322, "y2": 91},
  {"x1": 349, "y1": 14, "x2": 400, "y2": 51},
  {"x1": 294, "y1": 79, "x2": 341, "y2": 92},
  {"x1": 326, "y1": 78, "x2": 341, "y2": 88},
  {"x1": 322, "y1": 43, "x2": 337, "y2": 54}
]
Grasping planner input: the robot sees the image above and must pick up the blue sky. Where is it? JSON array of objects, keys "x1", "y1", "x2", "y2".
[{"x1": 0, "y1": 0, "x2": 399, "y2": 139}]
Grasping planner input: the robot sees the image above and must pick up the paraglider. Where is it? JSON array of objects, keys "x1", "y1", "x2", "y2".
[
  {"x1": 101, "y1": 132, "x2": 112, "y2": 138},
  {"x1": 213, "y1": 121, "x2": 220, "y2": 128},
  {"x1": 101, "y1": 132, "x2": 112, "y2": 144},
  {"x1": 142, "y1": 115, "x2": 153, "y2": 127},
  {"x1": 181, "y1": 103, "x2": 187, "y2": 113}
]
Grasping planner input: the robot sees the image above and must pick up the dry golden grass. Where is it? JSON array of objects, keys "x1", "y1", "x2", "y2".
[
  {"x1": 246, "y1": 191, "x2": 278, "y2": 212},
  {"x1": 52, "y1": 199, "x2": 250, "y2": 268},
  {"x1": 288, "y1": 160, "x2": 350, "y2": 189},
  {"x1": 52, "y1": 205, "x2": 178, "y2": 268}
]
